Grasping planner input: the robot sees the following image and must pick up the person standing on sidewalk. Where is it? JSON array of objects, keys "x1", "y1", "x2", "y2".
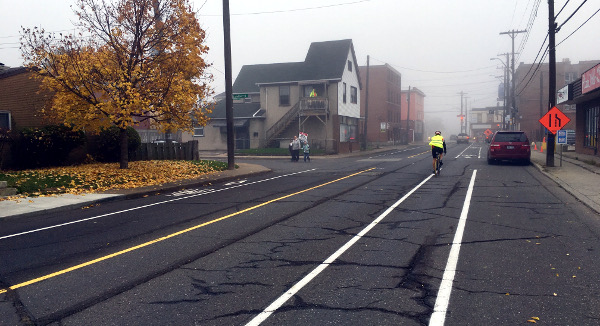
[
  {"x1": 291, "y1": 136, "x2": 301, "y2": 162},
  {"x1": 303, "y1": 142, "x2": 311, "y2": 162}
]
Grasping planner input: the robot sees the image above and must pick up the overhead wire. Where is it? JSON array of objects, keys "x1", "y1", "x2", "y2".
[
  {"x1": 198, "y1": 0, "x2": 373, "y2": 16},
  {"x1": 516, "y1": 0, "x2": 596, "y2": 96},
  {"x1": 556, "y1": 7, "x2": 600, "y2": 47},
  {"x1": 556, "y1": 0, "x2": 587, "y2": 31},
  {"x1": 555, "y1": 0, "x2": 571, "y2": 18}
]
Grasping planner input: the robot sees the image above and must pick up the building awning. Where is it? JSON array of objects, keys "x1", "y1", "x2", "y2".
[{"x1": 210, "y1": 119, "x2": 249, "y2": 128}]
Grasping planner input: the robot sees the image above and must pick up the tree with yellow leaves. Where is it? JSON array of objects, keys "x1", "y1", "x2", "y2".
[{"x1": 21, "y1": 0, "x2": 213, "y2": 169}]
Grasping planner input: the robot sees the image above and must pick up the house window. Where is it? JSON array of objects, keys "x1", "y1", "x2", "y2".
[
  {"x1": 565, "y1": 72, "x2": 577, "y2": 84},
  {"x1": 584, "y1": 106, "x2": 599, "y2": 148},
  {"x1": 350, "y1": 86, "x2": 357, "y2": 104},
  {"x1": 347, "y1": 60, "x2": 352, "y2": 72},
  {"x1": 343, "y1": 83, "x2": 347, "y2": 103},
  {"x1": 339, "y1": 117, "x2": 358, "y2": 142},
  {"x1": 193, "y1": 126, "x2": 204, "y2": 137},
  {"x1": 279, "y1": 86, "x2": 290, "y2": 106},
  {"x1": 0, "y1": 112, "x2": 10, "y2": 130}
]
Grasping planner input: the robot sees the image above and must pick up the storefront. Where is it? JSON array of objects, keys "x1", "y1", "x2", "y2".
[{"x1": 565, "y1": 63, "x2": 600, "y2": 157}]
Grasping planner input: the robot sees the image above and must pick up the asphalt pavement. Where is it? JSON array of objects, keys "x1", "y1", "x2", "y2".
[{"x1": 1, "y1": 142, "x2": 599, "y2": 219}]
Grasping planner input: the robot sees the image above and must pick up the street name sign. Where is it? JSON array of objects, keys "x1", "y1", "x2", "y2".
[{"x1": 233, "y1": 94, "x2": 249, "y2": 100}]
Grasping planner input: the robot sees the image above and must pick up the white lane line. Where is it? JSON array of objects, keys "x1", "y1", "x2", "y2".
[
  {"x1": 429, "y1": 169, "x2": 477, "y2": 326},
  {"x1": 478, "y1": 146, "x2": 482, "y2": 159},
  {"x1": 454, "y1": 143, "x2": 474, "y2": 159},
  {"x1": 0, "y1": 169, "x2": 316, "y2": 241},
  {"x1": 245, "y1": 174, "x2": 434, "y2": 326}
]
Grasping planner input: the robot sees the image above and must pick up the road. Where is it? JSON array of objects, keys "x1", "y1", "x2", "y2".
[{"x1": 1, "y1": 142, "x2": 599, "y2": 326}]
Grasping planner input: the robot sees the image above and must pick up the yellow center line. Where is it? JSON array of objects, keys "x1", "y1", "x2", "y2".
[
  {"x1": 0, "y1": 167, "x2": 376, "y2": 294},
  {"x1": 409, "y1": 150, "x2": 430, "y2": 158}
]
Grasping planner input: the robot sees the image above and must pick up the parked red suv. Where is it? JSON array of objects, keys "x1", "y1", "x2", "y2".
[{"x1": 487, "y1": 131, "x2": 531, "y2": 165}]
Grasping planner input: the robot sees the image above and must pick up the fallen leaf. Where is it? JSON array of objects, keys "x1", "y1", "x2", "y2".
[
  {"x1": 532, "y1": 317, "x2": 540, "y2": 320},
  {"x1": 527, "y1": 320, "x2": 537, "y2": 323}
]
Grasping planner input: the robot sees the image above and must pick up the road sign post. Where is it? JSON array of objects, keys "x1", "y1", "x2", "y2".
[{"x1": 556, "y1": 130, "x2": 567, "y2": 167}]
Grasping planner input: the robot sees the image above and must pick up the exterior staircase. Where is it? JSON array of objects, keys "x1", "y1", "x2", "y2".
[{"x1": 265, "y1": 101, "x2": 301, "y2": 147}]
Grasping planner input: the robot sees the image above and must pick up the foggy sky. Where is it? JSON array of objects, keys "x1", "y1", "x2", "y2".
[{"x1": 1, "y1": 0, "x2": 598, "y2": 136}]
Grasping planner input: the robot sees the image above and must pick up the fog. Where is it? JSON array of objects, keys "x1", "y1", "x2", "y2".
[{"x1": 1, "y1": 0, "x2": 598, "y2": 138}]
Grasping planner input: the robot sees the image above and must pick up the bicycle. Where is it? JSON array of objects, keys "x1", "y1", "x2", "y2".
[{"x1": 433, "y1": 152, "x2": 442, "y2": 176}]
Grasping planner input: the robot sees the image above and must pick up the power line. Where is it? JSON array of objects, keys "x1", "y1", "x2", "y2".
[
  {"x1": 556, "y1": 7, "x2": 600, "y2": 47},
  {"x1": 199, "y1": 0, "x2": 373, "y2": 16},
  {"x1": 556, "y1": 0, "x2": 587, "y2": 31},
  {"x1": 555, "y1": 0, "x2": 571, "y2": 19}
]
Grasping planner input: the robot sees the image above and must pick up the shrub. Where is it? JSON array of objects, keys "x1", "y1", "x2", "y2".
[
  {"x1": 89, "y1": 126, "x2": 141, "y2": 162},
  {"x1": 10, "y1": 125, "x2": 86, "y2": 169}
]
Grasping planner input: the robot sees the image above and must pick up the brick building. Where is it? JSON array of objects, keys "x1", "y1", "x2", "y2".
[
  {"x1": 358, "y1": 64, "x2": 425, "y2": 145},
  {"x1": 514, "y1": 59, "x2": 599, "y2": 141},
  {"x1": 0, "y1": 67, "x2": 54, "y2": 130}
]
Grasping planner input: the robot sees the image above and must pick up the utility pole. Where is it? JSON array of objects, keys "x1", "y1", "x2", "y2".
[
  {"x1": 363, "y1": 55, "x2": 370, "y2": 150},
  {"x1": 540, "y1": 71, "x2": 544, "y2": 140},
  {"x1": 458, "y1": 91, "x2": 467, "y2": 133},
  {"x1": 406, "y1": 86, "x2": 411, "y2": 144},
  {"x1": 500, "y1": 29, "x2": 526, "y2": 130},
  {"x1": 464, "y1": 96, "x2": 470, "y2": 136},
  {"x1": 547, "y1": 0, "x2": 556, "y2": 167},
  {"x1": 223, "y1": 0, "x2": 235, "y2": 169}
]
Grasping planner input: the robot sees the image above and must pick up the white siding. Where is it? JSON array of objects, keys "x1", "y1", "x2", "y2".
[{"x1": 338, "y1": 50, "x2": 361, "y2": 118}]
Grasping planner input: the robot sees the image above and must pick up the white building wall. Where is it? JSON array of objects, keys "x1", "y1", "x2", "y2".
[{"x1": 338, "y1": 50, "x2": 361, "y2": 118}]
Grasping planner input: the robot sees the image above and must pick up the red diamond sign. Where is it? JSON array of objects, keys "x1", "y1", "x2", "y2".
[{"x1": 539, "y1": 106, "x2": 571, "y2": 134}]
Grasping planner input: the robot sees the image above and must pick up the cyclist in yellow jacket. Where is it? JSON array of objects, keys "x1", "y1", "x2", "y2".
[{"x1": 429, "y1": 131, "x2": 447, "y2": 173}]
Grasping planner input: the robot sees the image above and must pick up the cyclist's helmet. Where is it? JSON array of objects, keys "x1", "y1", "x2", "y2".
[{"x1": 435, "y1": 131, "x2": 441, "y2": 135}]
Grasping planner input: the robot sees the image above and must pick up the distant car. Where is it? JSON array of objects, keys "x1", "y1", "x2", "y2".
[
  {"x1": 487, "y1": 131, "x2": 531, "y2": 165},
  {"x1": 450, "y1": 134, "x2": 458, "y2": 141},
  {"x1": 456, "y1": 133, "x2": 469, "y2": 144},
  {"x1": 152, "y1": 139, "x2": 179, "y2": 144}
]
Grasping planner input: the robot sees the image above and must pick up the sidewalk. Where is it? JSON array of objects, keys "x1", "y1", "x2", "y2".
[
  {"x1": 0, "y1": 163, "x2": 271, "y2": 219},
  {"x1": 530, "y1": 145, "x2": 600, "y2": 214}
]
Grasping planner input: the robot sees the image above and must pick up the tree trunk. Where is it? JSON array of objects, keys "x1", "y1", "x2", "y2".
[{"x1": 119, "y1": 127, "x2": 129, "y2": 169}]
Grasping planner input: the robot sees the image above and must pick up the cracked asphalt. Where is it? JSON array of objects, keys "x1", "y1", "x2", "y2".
[{"x1": 1, "y1": 143, "x2": 599, "y2": 325}]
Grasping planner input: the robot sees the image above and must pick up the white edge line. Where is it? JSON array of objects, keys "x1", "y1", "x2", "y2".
[
  {"x1": 245, "y1": 173, "x2": 435, "y2": 326},
  {"x1": 428, "y1": 169, "x2": 477, "y2": 326},
  {"x1": 0, "y1": 169, "x2": 317, "y2": 241}
]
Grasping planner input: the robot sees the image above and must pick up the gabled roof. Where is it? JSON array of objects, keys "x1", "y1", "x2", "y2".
[
  {"x1": 232, "y1": 39, "x2": 361, "y2": 93},
  {"x1": 209, "y1": 101, "x2": 263, "y2": 119},
  {"x1": 0, "y1": 66, "x2": 28, "y2": 79}
]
